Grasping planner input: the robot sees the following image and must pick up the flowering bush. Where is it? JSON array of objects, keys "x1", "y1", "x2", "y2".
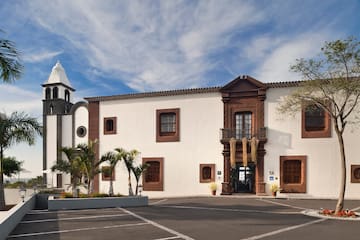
[
  {"x1": 270, "y1": 183, "x2": 280, "y2": 192},
  {"x1": 210, "y1": 182, "x2": 217, "y2": 191},
  {"x1": 320, "y1": 209, "x2": 358, "y2": 218}
]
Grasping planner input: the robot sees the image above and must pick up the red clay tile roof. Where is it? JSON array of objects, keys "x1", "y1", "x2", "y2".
[
  {"x1": 85, "y1": 79, "x2": 304, "y2": 102},
  {"x1": 85, "y1": 86, "x2": 222, "y2": 102}
]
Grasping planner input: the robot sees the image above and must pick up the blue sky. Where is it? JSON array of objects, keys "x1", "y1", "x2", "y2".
[{"x1": 1, "y1": 0, "x2": 359, "y2": 178}]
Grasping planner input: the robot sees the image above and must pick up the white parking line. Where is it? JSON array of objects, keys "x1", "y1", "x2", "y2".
[
  {"x1": 258, "y1": 198, "x2": 307, "y2": 210},
  {"x1": 20, "y1": 213, "x2": 129, "y2": 223},
  {"x1": 120, "y1": 208, "x2": 194, "y2": 240},
  {"x1": 27, "y1": 208, "x2": 119, "y2": 215},
  {"x1": 239, "y1": 218, "x2": 326, "y2": 240},
  {"x1": 7, "y1": 222, "x2": 149, "y2": 238},
  {"x1": 153, "y1": 236, "x2": 183, "y2": 240},
  {"x1": 351, "y1": 206, "x2": 360, "y2": 211},
  {"x1": 156, "y1": 205, "x2": 300, "y2": 215},
  {"x1": 150, "y1": 199, "x2": 168, "y2": 205}
]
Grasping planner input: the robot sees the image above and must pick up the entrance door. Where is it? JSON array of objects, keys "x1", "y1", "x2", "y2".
[
  {"x1": 232, "y1": 163, "x2": 255, "y2": 193},
  {"x1": 56, "y1": 174, "x2": 62, "y2": 188}
]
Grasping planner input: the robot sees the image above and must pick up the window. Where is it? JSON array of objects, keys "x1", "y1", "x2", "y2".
[
  {"x1": 53, "y1": 87, "x2": 58, "y2": 99},
  {"x1": 45, "y1": 88, "x2": 51, "y2": 99},
  {"x1": 283, "y1": 160, "x2": 301, "y2": 184},
  {"x1": 49, "y1": 104, "x2": 54, "y2": 114},
  {"x1": 101, "y1": 166, "x2": 115, "y2": 181},
  {"x1": 280, "y1": 156, "x2": 306, "y2": 193},
  {"x1": 143, "y1": 158, "x2": 163, "y2": 191},
  {"x1": 161, "y1": 113, "x2": 176, "y2": 133},
  {"x1": 235, "y1": 112, "x2": 252, "y2": 139},
  {"x1": 76, "y1": 126, "x2": 87, "y2": 138},
  {"x1": 156, "y1": 108, "x2": 180, "y2": 142},
  {"x1": 65, "y1": 90, "x2": 70, "y2": 102},
  {"x1": 200, "y1": 164, "x2": 215, "y2": 183},
  {"x1": 302, "y1": 104, "x2": 331, "y2": 138},
  {"x1": 351, "y1": 165, "x2": 360, "y2": 183},
  {"x1": 104, "y1": 117, "x2": 116, "y2": 135}
]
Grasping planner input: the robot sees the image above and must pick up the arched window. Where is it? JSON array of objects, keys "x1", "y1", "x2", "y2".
[
  {"x1": 53, "y1": 87, "x2": 58, "y2": 99},
  {"x1": 45, "y1": 88, "x2": 51, "y2": 99},
  {"x1": 65, "y1": 90, "x2": 70, "y2": 102},
  {"x1": 49, "y1": 104, "x2": 54, "y2": 114}
]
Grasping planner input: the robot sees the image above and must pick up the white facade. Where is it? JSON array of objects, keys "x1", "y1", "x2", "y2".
[
  {"x1": 42, "y1": 62, "x2": 360, "y2": 199},
  {"x1": 97, "y1": 93, "x2": 224, "y2": 197},
  {"x1": 264, "y1": 87, "x2": 360, "y2": 198}
]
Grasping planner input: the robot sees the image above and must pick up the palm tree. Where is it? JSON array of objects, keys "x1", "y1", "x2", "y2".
[
  {"x1": 131, "y1": 163, "x2": 149, "y2": 196},
  {"x1": 115, "y1": 148, "x2": 139, "y2": 196},
  {"x1": 0, "y1": 30, "x2": 23, "y2": 83},
  {"x1": 0, "y1": 112, "x2": 42, "y2": 210},
  {"x1": 77, "y1": 140, "x2": 102, "y2": 195},
  {"x1": 100, "y1": 151, "x2": 121, "y2": 196},
  {"x1": 51, "y1": 147, "x2": 83, "y2": 197},
  {"x1": 3, "y1": 156, "x2": 23, "y2": 178}
]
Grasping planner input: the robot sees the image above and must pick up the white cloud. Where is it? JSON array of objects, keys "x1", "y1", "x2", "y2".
[
  {"x1": 0, "y1": 84, "x2": 43, "y2": 178},
  {"x1": 0, "y1": 84, "x2": 42, "y2": 119},
  {"x1": 22, "y1": 0, "x2": 265, "y2": 91},
  {"x1": 23, "y1": 50, "x2": 63, "y2": 63},
  {"x1": 253, "y1": 32, "x2": 340, "y2": 82}
]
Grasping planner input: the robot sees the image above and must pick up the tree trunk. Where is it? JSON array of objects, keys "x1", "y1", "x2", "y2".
[
  {"x1": 72, "y1": 179, "x2": 78, "y2": 198},
  {"x1": 135, "y1": 179, "x2": 139, "y2": 196},
  {"x1": 0, "y1": 147, "x2": 6, "y2": 210},
  {"x1": 109, "y1": 179, "x2": 113, "y2": 196},
  {"x1": 128, "y1": 171, "x2": 133, "y2": 196},
  {"x1": 89, "y1": 180, "x2": 93, "y2": 195},
  {"x1": 334, "y1": 123, "x2": 347, "y2": 214}
]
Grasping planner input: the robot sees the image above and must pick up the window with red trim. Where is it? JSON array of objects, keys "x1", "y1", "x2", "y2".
[
  {"x1": 156, "y1": 109, "x2": 180, "y2": 142},
  {"x1": 143, "y1": 158, "x2": 164, "y2": 191}
]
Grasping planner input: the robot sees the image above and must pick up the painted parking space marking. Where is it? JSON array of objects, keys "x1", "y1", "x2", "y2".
[
  {"x1": 120, "y1": 208, "x2": 195, "y2": 240},
  {"x1": 27, "y1": 208, "x2": 119, "y2": 215},
  {"x1": 351, "y1": 206, "x2": 360, "y2": 211},
  {"x1": 153, "y1": 236, "x2": 183, "y2": 240},
  {"x1": 150, "y1": 199, "x2": 168, "y2": 205},
  {"x1": 239, "y1": 218, "x2": 326, "y2": 240},
  {"x1": 20, "y1": 213, "x2": 129, "y2": 223},
  {"x1": 258, "y1": 198, "x2": 308, "y2": 210},
  {"x1": 7, "y1": 222, "x2": 149, "y2": 238},
  {"x1": 156, "y1": 205, "x2": 300, "y2": 215}
]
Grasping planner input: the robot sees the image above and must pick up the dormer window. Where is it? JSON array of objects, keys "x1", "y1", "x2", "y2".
[
  {"x1": 45, "y1": 88, "x2": 51, "y2": 99},
  {"x1": 53, "y1": 87, "x2": 59, "y2": 99},
  {"x1": 65, "y1": 90, "x2": 70, "y2": 102}
]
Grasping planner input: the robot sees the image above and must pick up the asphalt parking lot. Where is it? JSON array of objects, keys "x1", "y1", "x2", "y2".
[{"x1": 7, "y1": 197, "x2": 360, "y2": 240}]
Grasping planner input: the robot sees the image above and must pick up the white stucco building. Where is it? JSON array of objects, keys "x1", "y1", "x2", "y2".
[{"x1": 42, "y1": 62, "x2": 360, "y2": 199}]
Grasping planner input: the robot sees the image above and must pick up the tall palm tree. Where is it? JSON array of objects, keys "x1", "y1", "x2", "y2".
[
  {"x1": 115, "y1": 148, "x2": 139, "y2": 196},
  {"x1": 100, "y1": 151, "x2": 121, "y2": 196},
  {"x1": 0, "y1": 30, "x2": 23, "y2": 83},
  {"x1": 0, "y1": 112, "x2": 42, "y2": 210},
  {"x1": 131, "y1": 163, "x2": 149, "y2": 196},
  {"x1": 77, "y1": 140, "x2": 102, "y2": 194},
  {"x1": 51, "y1": 147, "x2": 83, "y2": 197}
]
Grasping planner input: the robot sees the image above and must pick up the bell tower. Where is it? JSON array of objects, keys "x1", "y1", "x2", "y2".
[{"x1": 42, "y1": 61, "x2": 75, "y2": 187}]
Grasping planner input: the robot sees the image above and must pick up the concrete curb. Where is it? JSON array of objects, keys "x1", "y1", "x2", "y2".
[
  {"x1": 48, "y1": 196, "x2": 148, "y2": 210},
  {"x1": 0, "y1": 195, "x2": 36, "y2": 240},
  {"x1": 302, "y1": 209, "x2": 360, "y2": 221}
]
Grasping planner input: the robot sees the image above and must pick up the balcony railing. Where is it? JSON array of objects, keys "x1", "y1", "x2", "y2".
[{"x1": 220, "y1": 127, "x2": 267, "y2": 142}]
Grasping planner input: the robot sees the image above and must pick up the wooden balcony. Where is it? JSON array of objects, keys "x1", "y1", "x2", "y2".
[{"x1": 220, "y1": 127, "x2": 267, "y2": 143}]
